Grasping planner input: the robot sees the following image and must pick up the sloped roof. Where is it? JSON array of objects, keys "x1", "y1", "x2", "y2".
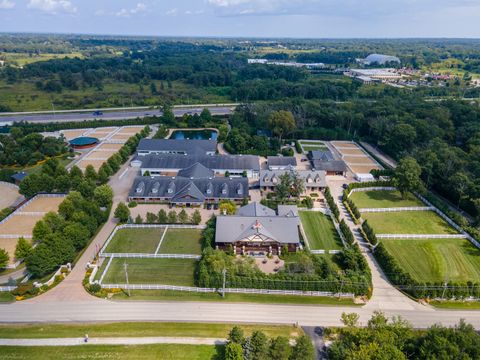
[
  {"x1": 277, "y1": 205, "x2": 299, "y2": 217},
  {"x1": 129, "y1": 176, "x2": 249, "y2": 201},
  {"x1": 138, "y1": 154, "x2": 260, "y2": 172},
  {"x1": 138, "y1": 138, "x2": 217, "y2": 154},
  {"x1": 309, "y1": 150, "x2": 334, "y2": 161},
  {"x1": 260, "y1": 169, "x2": 327, "y2": 188},
  {"x1": 177, "y1": 162, "x2": 214, "y2": 179},
  {"x1": 236, "y1": 202, "x2": 276, "y2": 217},
  {"x1": 267, "y1": 156, "x2": 297, "y2": 167},
  {"x1": 311, "y1": 160, "x2": 347, "y2": 173},
  {"x1": 171, "y1": 181, "x2": 205, "y2": 203},
  {"x1": 215, "y1": 215, "x2": 300, "y2": 245}
]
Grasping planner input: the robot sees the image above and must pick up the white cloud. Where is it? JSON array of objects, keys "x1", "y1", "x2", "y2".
[
  {"x1": 165, "y1": 8, "x2": 177, "y2": 16},
  {"x1": 185, "y1": 9, "x2": 205, "y2": 15},
  {"x1": 116, "y1": 3, "x2": 147, "y2": 17},
  {"x1": 27, "y1": 0, "x2": 77, "y2": 14},
  {"x1": 0, "y1": 0, "x2": 15, "y2": 9}
]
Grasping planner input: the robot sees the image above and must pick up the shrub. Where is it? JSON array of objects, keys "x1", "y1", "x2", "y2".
[
  {"x1": 295, "y1": 140, "x2": 303, "y2": 154},
  {"x1": 128, "y1": 201, "x2": 138, "y2": 208},
  {"x1": 12, "y1": 283, "x2": 36, "y2": 296},
  {"x1": 89, "y1": 283, "x2": 101, "y2": 293}
]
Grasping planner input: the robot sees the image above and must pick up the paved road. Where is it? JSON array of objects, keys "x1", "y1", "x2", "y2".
[
  {"x1": 0, "y1": 106, "x2": 234, "y2": 124},
  {"x1": 0, "y1": 336, "x2": 226, "y2": 346}
]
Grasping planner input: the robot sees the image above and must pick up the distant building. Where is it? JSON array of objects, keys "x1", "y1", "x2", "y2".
[
  {"x1": 137, "y1": 139, "x2": 217, "y2": 156},
  {"x1": 11, "y1": 172, "x2": 27, "y2": 185},
  {"x1": 260, "y1": 169, "x2": 326, "y2": 192},
  {"x1": 358, "y1": 54, "x2": 401, "y2": 66},
  {"x1": 267, "y1": 156, "x2": 297, "y2": 170},
  {"x1": 215, "y1": 202, "x2": 301, "y2": 255},
  {"x1": 347, "y1": 68, "x2": 402, "y2": 82},
  {"x1": 247, "y1": 59, "x2": 325, "y2": 69}
]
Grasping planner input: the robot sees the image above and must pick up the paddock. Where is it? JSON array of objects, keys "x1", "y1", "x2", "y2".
[
  {"x1": 0, "y1": 183, "x2": 22, "y2": 209},
  {"x1": 19, "y1": 197, "x2": 65, "y2": 213}
]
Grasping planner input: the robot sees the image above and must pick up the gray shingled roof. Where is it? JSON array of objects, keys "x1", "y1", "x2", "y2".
[
  {"x1": 215, "y1": 215, "x2": 300, "y2": 245},
  {"x1": 129, "y1": 176, "x2": 248, "y2": 202},
  {"x1": 311, "y1": 160, "x2": 347, "y2": 173},
  {"x1": 137, "y1": 139, "x2": 217, "y2": 155},
  {"x1": 309, "y1": 150, "x2": 334, "y2": 161},
  {"x1": 277, "y1": 205, "x2": 299, "y2": 217},
  {"x1": 236, "y1": 202, "x2": 276, "y2": 217},
  {"x1": 137, "y1": 154, "x2": 260, "y2": 172},
  {"x1": 267, "y1": 156, "x2": 297, "y2": 167},
  {"x1": 260, "y1": 169, "x2": 326, "y2": 188},
  {"x1": 177, "y1": 162, "x2": 214, "y2": 179}
]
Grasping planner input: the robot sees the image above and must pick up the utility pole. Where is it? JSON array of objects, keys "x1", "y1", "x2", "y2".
[
  {"x1": 124, "y1": 261, "x2": 130, "y2": 297},
  {"x1": 222, "y1": 268, "x2": 227, "y2": 298}
]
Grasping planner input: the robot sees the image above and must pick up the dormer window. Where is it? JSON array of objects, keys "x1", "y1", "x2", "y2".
[
  {"x1": 206, "y1": 182, "x2": 213, "y2": 195},
  {"x1": 136, "y1": 181, "x2": 145, "y2": 194},
  {"x1": 237, "y1": 183, "x2": 243, "y2": 195},
  {"x1": 167, "y1": 181, "x2": 175, "y2": 194},
  {"x1": 221, "y1": 183, "x2": 228, "y2": 195},
  {"x1": 263, "y1": 175, "x2": 269, "y2": 183},
  {"x1": 151, "y1": 182, "x2": 160, "y2": 194},
  {"x1": 271, "y1": 175, "x2": 278, "y2": 184}
]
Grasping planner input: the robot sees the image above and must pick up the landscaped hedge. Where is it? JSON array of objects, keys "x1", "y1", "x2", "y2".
[
  {"x1": 295, "y1": 140, "x2": 303, "y2": 154},
  {"x1": 324, "y1": 187, "x2": 340, "y2": 221},
  {"x1": 339, "y1": 219, "x2": 354, "y2": 245},
  {"x1": 346, "y1": 180, "x2": 393, "y2": 192},
  {"x1": 361, "y1": 220, "x2": 378, "y2": 246},
  {"x1": 344, "y1": 198, "x2": 361, "y2": 223}
]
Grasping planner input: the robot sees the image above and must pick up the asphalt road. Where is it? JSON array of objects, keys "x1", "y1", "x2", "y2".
[{"x1": 0, "y1": 106, "x2": 234, "y2": 125}]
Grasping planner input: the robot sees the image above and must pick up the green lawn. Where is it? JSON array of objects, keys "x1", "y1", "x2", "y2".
[
  {"x1": 104, "y1": 228, "x2": 164, "y2": 254},
  {"x1": 111, "y1": 289, "x2": 358, "y2": 306},
  {"x1": 0, "y1": 292, "x2": 15, "y2": 303},
  {"x1": 0, "y1": 344, "x2": 220, "y2": 360},
  {"x1": 350, "y1": 190, "x2": 424, "y2": 208},
  {"x1": 299, "y1": 211, "x2": 343, "y2": 250},
  {"x1": 159, "y1": 228, "x2": 202, "y2": 255},
  {"x1": 362, "y1": 211, "x2": 458, "y2": 235},
  {"x1": 102, "y1": 258, "x2": 196, "y2": 286},
  {"x1": 429, "y1": 301, "x2": 480, "y2": 310},
  {"x1": 0, "y1": 322, "x2": 299, "y2": 339},
  {"x1": 381, "y1": 238, "x2": 480, "y2": 283}
]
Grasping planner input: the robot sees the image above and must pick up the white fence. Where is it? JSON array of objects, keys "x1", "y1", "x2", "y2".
[
  {"x1": 101, "y1": 253, "x2": 201, "y2": 259},
  {"x1": 347, "y1": 186, "x2": 396, "y2": 198},
  {"x1": 0, "y1": 286, "x2": 16, "y2": 292},
  {"x1": 99, "y1": 224, "x2": 206, "y2": 257},
  {"x1": 33, "y1": 263, "x2": 70, "y2": 288},
  {"x1": 100, "y1": 283, "x2": 354, "y2": 298},
  {"x1": 0, "y1": 193, "x2": 66, "y2": 225},
  {"x1": 359, "y1": 206, "x2": 434, "y2": 213},
  {"x1": 0, "y1": 181, "x2": 19, "y2": 190},
  {"x1": 376, "y1": 234, "x2": 467, "y2": 239},
  {"x1": 99, "y1": 256, "x2": 114, "y2": 285}
]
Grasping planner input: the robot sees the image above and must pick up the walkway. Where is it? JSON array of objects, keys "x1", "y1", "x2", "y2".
[
  {"x1": 0, "y1": 336, "x2": 226, "y2": 346},
  {"x1": 326, "y1": 178, "x2": 428, "y2": 312}
]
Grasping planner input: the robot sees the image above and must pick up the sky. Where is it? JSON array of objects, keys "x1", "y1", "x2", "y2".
[{"x1": 0, "y1": 0, "x2": 479, "y2": 38}]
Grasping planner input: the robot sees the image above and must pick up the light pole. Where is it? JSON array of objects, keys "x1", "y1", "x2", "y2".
[
  {"x1": 51, "y1": 102, "x2": 55, "y2": 119},
  {"x1": 124, "y1": 261, "x2": 130, "y2": 297},
  {"x1": 222, "y1": 268, "x2": 227, "y2": 298}
]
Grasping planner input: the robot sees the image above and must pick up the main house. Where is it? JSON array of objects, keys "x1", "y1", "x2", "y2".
[
  {"x1": 260, "y1": 169, "x2": 326, "y2": 192},
  {"x1": 215, "y1": 202, "x2": 301, "y2": 255},
  {"x1": 137, "y1": 138, "x2": 217, "y2": 156},
  {"x1": 131, "y1": 153, "x2": 261, "y2": 179},
  {"x1": 128, "y1": 163, "x2": 249, "y2": 206}
]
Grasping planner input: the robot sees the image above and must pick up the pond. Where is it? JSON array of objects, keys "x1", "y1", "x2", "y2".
[{"x1": 169, "y1": 129, "x2": 218, "y2": 140}]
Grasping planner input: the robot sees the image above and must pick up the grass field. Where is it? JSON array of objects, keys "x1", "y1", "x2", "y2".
[
  {"x1": 104, "y1": 228, "x2": 164, "y2": 254},
  {"x1": 111, "y1": 289, "x2": 358, "y2": 306},
  {"x1": 298, "y1": 140, "x2": 327, "y2": 152},
  {"x1": 299, "y1": 211, "x2": 342, "y2": 250},
  {"x1": 429, "y1": 301, "x2": 480, "y2": 310},
  {"x1": 350, "y1": 190, "x2": 424, "y2": 208},
  {"x1": 0, "y1": 322, "x2": 300, "y2": 339},
  {"x1": 0, "y1": 344, "x2": 220, "y2": 360},
  {"x1": 159, "y1": 228, "x2": 202, "y2": 255},
  {"x1": 0, "y1": 292, "x2": 15, "y2": 303},
  {"x1": 382, "y1": 238, "x2": 480, "y2": 283},
  {"x1": 102, "y1": 258, "x2": 196, "y2": 286},
  {"x1": 362, "y1": 211, "x2": 458, "y2": 234}
]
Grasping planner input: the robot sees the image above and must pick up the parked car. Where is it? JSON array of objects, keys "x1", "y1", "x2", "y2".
[{"x1": 342, "y1": 183, "x2": 348, "y2": 189}]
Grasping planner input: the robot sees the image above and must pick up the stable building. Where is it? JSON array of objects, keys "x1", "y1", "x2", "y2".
[
  {"x1": 129, "y1": 175, "x2": 248, "y2": 206},
  {"x1": 267, "y1": 156, "x2": 297, "y2": 170},
  {"x1": 215, "y1": 202, "x2": 301, "y2": 255},
  {"x1": 131, "y1": 154, "x2": 261, "y2": 179},
  {"x1": 260, "y1": 169, "x2": 326, "y2": 192},
  {"x1": 137, "y1": 138, "x2": 217, "y2": 156},
  {"x1": 308, "y1": 150, "x2": 347, "y2": 176}
]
